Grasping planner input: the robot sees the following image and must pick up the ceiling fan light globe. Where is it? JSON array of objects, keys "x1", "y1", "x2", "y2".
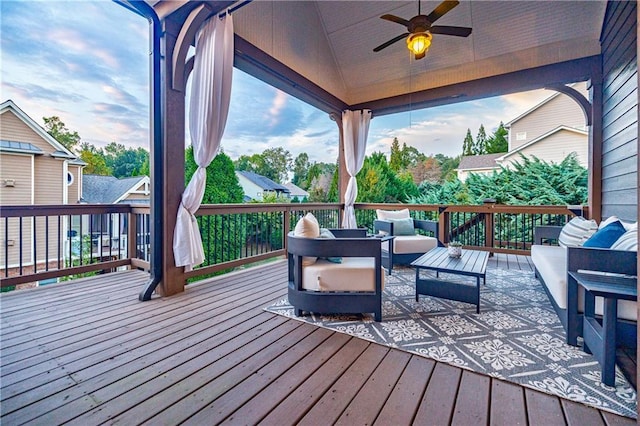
[{"x1": 407, "y1": 32, "x2": 431, "y2": 58}]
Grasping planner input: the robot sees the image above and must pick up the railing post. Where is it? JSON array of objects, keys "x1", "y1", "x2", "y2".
[
  {"x1": 438, "y1": 206, "x2": 449, "y2": 246},
  {"x1": 128, "y1": 209, "x2": 137, "y2": 264},
  {"x1": 483, "y1": 199, "x2": 496, "y2": 254},
  {"x1": 283, "y1": 205, "x2": 290, "y2": 253}
]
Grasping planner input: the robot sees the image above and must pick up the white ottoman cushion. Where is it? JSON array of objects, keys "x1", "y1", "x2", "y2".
[{"x1": 301, "y1": 258, "x2": 384, "y2": 292}]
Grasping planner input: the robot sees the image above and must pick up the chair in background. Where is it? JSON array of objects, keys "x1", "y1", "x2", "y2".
[{"x1": 374, "y1": 208, "x2": 440, "y2": 274}]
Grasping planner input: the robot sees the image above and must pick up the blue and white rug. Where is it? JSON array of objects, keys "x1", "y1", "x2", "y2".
[{"x1": 265, "y1": 267, "x2": 637, "y2": 418}]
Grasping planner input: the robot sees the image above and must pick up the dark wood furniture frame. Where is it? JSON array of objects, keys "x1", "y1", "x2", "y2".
[
  {"x1": 287, "y1": 229, "x2": 383, "y2": 321},
  {"x1": 412, "y1": 247, "x2": 489, "y2": 314},
  {"x1": 569, "y1": 271, "x2": 637, "y2": 386},
  {"x1": 373, "y1": 219, "x2": 441, "y2": 274},
  {"x1": 533, "y1": 226, "x2": 637, "y2": 348}
]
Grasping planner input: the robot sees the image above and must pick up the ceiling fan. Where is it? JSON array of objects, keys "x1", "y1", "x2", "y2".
[{"x1": 373, "y1": 0, "x2": 472, "y2": 60}]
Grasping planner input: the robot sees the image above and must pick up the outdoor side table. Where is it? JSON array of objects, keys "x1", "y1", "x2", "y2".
[{"x1": 568, "y1": 271, "x2": 637, "y2": 387}]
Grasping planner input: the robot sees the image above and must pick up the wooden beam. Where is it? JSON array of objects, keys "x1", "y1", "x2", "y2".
[
  {"x1": 587, "y1": 57, "x2": 603, "y2": 223},
  {"x1": 233, "y1": 36, "x2": 348, "y2": 115},
  {"x1": 158, "y1": 17, "x2": 187, "y2": 296},
  {"x1": 352, "y1": 56, "x2": 602, "y2": 117}
]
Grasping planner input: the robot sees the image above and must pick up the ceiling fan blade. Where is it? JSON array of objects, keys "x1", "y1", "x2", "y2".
[
  {"x1": 373, "y1": 33, "x2": 410, "y2": 52},
  {"x1": 431, "y1": 25, "x2": 472, "y2": 37},
  {"x1": 380, "y1": 14, "x2": 410, "y2": 27},
  {"x1": 427, "y1": 0, "x2": 459, "y2": 24}
]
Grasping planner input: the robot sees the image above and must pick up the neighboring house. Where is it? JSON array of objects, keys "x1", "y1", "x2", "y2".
[
  {"x1": 283, "y1": 182, "x2": 309, "y2": 202},
  {"x1": 456, "y1": 83, "x2": 588, "y2": 182},
  {"x1": 455, "y1": 153, "x2": 504, "y2": 182},
  {"x1": 0, "y1": 99, "x2": 86, "y2": 273},
  {"x1": 236, "y1": 171, "x2": 290, "y2": 201},
  {"x1": 82, "y1": 174, "x2": 151, "y2": 250}
]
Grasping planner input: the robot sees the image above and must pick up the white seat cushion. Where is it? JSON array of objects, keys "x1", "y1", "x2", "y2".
[
  {"x1": 531, "y1": 245, "x2": 636, "y2": 321},
  {"x1": 301, "y1": 258, "x2": 384, "y2": 292},
  {"x1": 382, "y1": 235, "x2": 438, "y2": 254}
]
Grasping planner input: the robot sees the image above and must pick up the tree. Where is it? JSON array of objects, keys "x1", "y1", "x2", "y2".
[
  {"x1": 234, "y1": 147, "x2": 292, "y2": 183},
  {"x1": 103, "y1": 142, "x2": 149, "y2": 178},
  {"x1": 462, "y1": 129, "x2": 474, "y2": 156},
  {"x1": 43, "y1": 116, "x2": 81, "y2": 152},
  {"x1": 185, "y1": 147, "x2": 243, "y2": 203},
  {"x1": 486, "y1": 121, "x2": 509, "y2": 154},
  {"x1": 409, "y1": 157, "x2": 442, "y2": 185},
  {"x1": 78, "y1": 142, "x2": 111, "y2": 175},
  {"x1": 292, "y1": 152, "x2": 310, "y2": 187},
  {"x1": 474, "y1": 124, "x2": 487, "y2": 155},
  {"x1": 389, "y1": 137, "x2": 402, "y2": 171}
]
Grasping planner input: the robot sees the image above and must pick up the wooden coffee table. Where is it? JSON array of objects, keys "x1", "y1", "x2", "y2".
[{"x1": 411, "y1": 247, "x2": 489, "y2": 313}]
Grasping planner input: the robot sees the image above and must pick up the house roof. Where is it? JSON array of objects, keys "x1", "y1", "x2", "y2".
[
  {"x1": 0, "y1": 140, "x2": 44, "y2": 155},
  {"x1": 456, "y1": 153, "x2": 503, "y2": 171},
  {"x1": 145, "y1": 2, "x2": 605, "y2": 116},
  {"x1": 283, "y1": 182, "x2": 309, "y2": 198},
  {"x1": 0, "y1": 100, "x2": 81, "y2": 160},
  {"x1": 496, "y1": 126, "x2": 588, "y2": 162},
  {"x1": 504, "y1": 83, "x2": 586, "y2": 127},
  {"x1": 82, "y1": 174, "x2": 149, "y2": 204},
  {"x1": 236, "y1": 171, "x2": 290, "y2": 193}
]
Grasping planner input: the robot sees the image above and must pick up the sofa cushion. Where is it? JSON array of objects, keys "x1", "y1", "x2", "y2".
[
  {"x1": 387, "y1": 217, "x2": 415, "y2": 236},
  {"x1": 531, "y1": 245, "x2": 636, "y2": 321},
  {"x1": 558, "y1": 216, "x2": 598, "y2": 247},
  {"x1": 301, "y1": 258, "x2": 384, "y2": 292},
  {"x1": 610, "y1": 230, "x2": 638, "y2": 251},
  {"x1": 583, "y1": 220, "x2": 626, "y2": 248},
  {"x1": 376, "y1": 208, "x2": 410, "y2": 220},
  {"x1": 383, "y1": 235, "x2": 438, "y2": 254},
  {"x1": 294, "y1": 213, "x2": 320, "y2": 265}
]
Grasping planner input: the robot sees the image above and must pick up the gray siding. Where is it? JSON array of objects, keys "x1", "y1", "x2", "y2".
[{"x1": 600, "y1": 1, "x2": 637, "y2": 221}]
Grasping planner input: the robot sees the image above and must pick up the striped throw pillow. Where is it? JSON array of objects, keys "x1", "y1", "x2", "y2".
[
  {"x1": 558, "y1": 216, "x2": 598, "y2": 248},
  {"x1": 610, "y1": 230, "x2": 638, "y2": 251}
]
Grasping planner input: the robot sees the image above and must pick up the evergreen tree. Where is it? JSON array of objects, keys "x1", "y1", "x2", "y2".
[
  {"x1": 292, "y1": 152, "x2": 310, "y2": 187},
  {"x1": 185, "y1": 147, "x2": 243, "y2": 203},
  {"x1": 475, "y1": 124, "x2": 487, "y2": 155},
  {"x1": 462, "y1": 129, "x2": 474, "y2": 156},
  {"x1": 486, "y1": 121, "x2": 509, "y2": 154},
  {"x1": 389, "y1": 137, "x2": 402, "y2": 172}
]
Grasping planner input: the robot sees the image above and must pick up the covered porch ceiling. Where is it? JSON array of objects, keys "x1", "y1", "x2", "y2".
[{"x1": 149, "y1": 0, "x2": 606, "y2": 115}]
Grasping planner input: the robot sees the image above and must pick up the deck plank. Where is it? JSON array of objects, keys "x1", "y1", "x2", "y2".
[
  {"x1": 490, "y1": 379, "x2": 527, "y2": 426},
  {"x1": 413, "y1": 362, "x2": 462, "y2": 424},
  {"x1": 334, "y1": 349, "x2": 411, "y2": 426},
  {"x1": 374, "y1": 356, "x2": 435, "y2": 425},
  {"x1": 451, "y1": 371, "x2": 490, "y2": 426},
  {"x1": 0, "y1": 256, "x2": 635, "y2": 425}
]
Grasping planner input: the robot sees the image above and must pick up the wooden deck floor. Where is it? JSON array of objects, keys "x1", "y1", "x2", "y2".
[{"x1": 1, "y1": 254, "x2": 635, "y2": 425}]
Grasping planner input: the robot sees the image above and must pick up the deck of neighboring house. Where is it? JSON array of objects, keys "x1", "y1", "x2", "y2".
[{"x1": 1, "y1": 254, "x2": 635, "y2": 425}]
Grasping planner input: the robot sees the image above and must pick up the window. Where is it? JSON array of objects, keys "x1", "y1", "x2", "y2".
[
  {"x1": 515, "y1": 132, "x2": 527, "y2": 141},
  {"x1": 67, "y1": 171, "x2": 74, "y2": 186}
]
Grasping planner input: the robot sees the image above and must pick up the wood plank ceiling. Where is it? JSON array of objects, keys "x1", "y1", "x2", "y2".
[{"x1": 150, "y1": 1, "x2": 606, "y2": 114}]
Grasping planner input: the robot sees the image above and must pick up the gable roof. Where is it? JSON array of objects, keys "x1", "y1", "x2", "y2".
[
  {"x1": 236, "y1": 171, "x2": 290, "y2": 193},
  {"x1": 496, "y1": 125, "x2": 588, "y2": 161},
  {"x1": 504, "y1": 83, "x2": 586, "y2": 127},
  {"x1": 456, "y1": 153, "x2": 503, "y2": 171},
  {"x1": 82, "y1": 174, "x2": 149, "y2": 204},
  {"x1": 283, "y1": 182, "x2": 309, "y2": 198},
  {"x1": 0, "y1": 100, "x2": 80, "y2": 160}
]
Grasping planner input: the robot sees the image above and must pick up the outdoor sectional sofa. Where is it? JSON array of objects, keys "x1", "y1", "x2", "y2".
[
  {"x1": 287, "y1": 228, "x2": 384, "y2": 321},
  {"x1": 532, "y1": 225, "x2": 637, "y2": 347}
]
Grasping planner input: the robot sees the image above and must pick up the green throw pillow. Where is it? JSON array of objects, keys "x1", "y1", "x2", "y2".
[
  {"x1": 318, "y1": 228, "x2": 342, "y2": 263},
  {"x1": 388, "y1": 218, "x2": 415, "y2": 236}
]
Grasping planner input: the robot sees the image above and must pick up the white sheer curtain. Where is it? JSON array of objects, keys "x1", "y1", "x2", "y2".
[
  {"x1": 173, "y1": 14, "x2": 234, "y2": 269},
  {"x1": 342, "y1": 109, "x2": 371, "y2": 228}
]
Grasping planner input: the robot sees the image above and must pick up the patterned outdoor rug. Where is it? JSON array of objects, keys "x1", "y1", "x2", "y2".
[{"x1": 265, "y1": 267, "x2": 637, "y2": 418}]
